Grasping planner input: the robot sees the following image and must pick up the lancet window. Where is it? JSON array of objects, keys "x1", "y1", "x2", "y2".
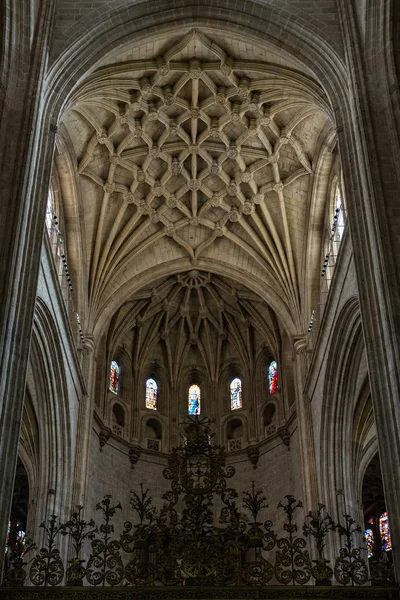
[
  {"x1": 364, "y1": 512, "x2": 392, "y2": 558},
  {"x1": 145, "y1": 378, "x2": 158, "y2": 410},
  {"x1": 268, "y1": 361, "x2": 278, "y2": 394},
  {"x1": 319, "y1": 180, "x2": 347, "y2": 309},
  {"x1": 188, "y1": 385, "x2": 201, "y2": 415},
  {"x1": 109, "y1": 360, "x2": 120, "y2": 394},
  {"x1": 379, "y1": 512, "x2": 391, "y2": 551},
  {"x1": 230, "y1": 378, "x2": 242, "y2": 410},
  {"x1": 365, "y1": 526, "x2": 374, "y2": 558}
]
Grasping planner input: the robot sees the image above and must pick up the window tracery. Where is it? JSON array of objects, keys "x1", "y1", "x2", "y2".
[
  {"x1": 188, "y1": 384, "x2": 201, "y2": 415},
  {"x1": 268, "y1": 361, "x2": 278, "y2": 394},
  {"x1": 230, "y1": 378, "x2": 242, "y2": 410},
  {"x1": 109, "y1": 360, "x2": 120, "y2": 394},
  {"x1": 145, "y1": 378, "x2": 158, "y2": 410}
]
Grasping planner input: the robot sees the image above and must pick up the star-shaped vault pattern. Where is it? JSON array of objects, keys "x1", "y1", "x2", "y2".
[{"x1": 61, "y1": 29, "x2": 334, "y2": 328}]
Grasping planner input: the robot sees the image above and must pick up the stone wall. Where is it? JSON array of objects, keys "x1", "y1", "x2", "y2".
[
  {"x1": 21, "y1": 235, "x2": 86, "y2": 545},
  {"x1": 87, "y1": 418, "x2": 303, "y2": 535}
]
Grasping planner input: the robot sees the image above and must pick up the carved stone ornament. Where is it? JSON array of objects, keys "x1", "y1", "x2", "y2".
[
  {"x1": 170, "y1": 158, "x2": 181, "y2": 175},
  {"x1": 242, "y1": 201, "x2": 254, "y2": 215},
  {"x1": 99, "y1": 429, "x2": 110, "y2": 451},
  {"x1": 136, "y1": 168, "x2": 146, "y2": 183},
  {"x1": 166, "y1": 194, "x2": 177, "y2": 208},
  {"x1": 129, "y1": 446, "x2": 141, "y2": 469},
  {"x1": 246, "y1": 445, "x2": 260, "y2": 469},
  {"x1": 278, "y1": 426, "x2": 291, "y2": 448},
  {"x1": 69, "y1": 28, "x2": 322, "y2": 317}
]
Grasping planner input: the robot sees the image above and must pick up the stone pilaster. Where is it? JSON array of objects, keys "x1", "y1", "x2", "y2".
[
  {"x1": 71, "y1": 335, "x2": 95, "y2": 508},
  {"x1": 293, "y1": 337, "x2": 318, "y2": 512}
]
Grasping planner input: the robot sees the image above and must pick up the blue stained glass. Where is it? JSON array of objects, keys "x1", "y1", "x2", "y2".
[
  {"x1": 230, "y1": 378, "x2": 242, "y2": 410},
  {"x1": 188, "y1": 385, "x2": 201, "y2": 415}
]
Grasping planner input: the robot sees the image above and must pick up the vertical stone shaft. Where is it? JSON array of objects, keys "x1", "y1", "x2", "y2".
[
  {"x1": 293, "y1": 338, "x2": 318, "y2": 512},
  {"x1": 0, "y1": 0, "x2": 56, "y2": 574},
  {"x1": 71, "y1": 335, "x2": 94, "y2": 508},
  {"x1": 337, "y1": 0, "x2": 400, "y2": 581}
]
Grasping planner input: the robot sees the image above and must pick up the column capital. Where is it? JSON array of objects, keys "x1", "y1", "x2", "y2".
[
  {"x1": 293, "y1": 336, "x2": 307, "y2": 355},
  {"x1": 83, "y1": 334, "x2": 95, "y2": 353}
]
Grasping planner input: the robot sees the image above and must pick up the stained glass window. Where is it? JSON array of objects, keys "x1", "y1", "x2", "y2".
[
  {"x1": 379, "y1": 512, "x2": 392, "y2": 551},
  {"x1": 109, "y1": 360, "x2": 120, "y2": 394},
  {"x1": 45, "y1": 192, "x2": 54, "y2": 237},
  {"x1": 230, "y1": 378, "x2": 242, "y2": 410},
  {"x1": 146, "y1": 378, "x2": 158, "y2": 410},
  {"x1": 5, "y1": 521, "x2": 10, "y2": 555},
  {"x1": 334, "y1": 186, "x2": 345, "y2": 242},
  {"x1": 365, "y1": 528, "x2": 374, "y2": 558},
  {"x1": 268, "y1": 361, "x2": 278, "y2": 394},
  {"x1": 5, "y1": 521, "x2": 26, "y2": 556},
  {"x1": 188, "y1": 384, "x2": 201, "y2": 415}
]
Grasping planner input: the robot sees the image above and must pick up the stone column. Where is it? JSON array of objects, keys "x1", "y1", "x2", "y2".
[
  {"x1": 0, "y1": 0, "x2": 56, "y2": 574},
  {"x1": 293, "y1": 337, "x2": 318, "y2": 512},
  {"x1": 336, "y1": 0, "x2": 400, "y2": 580},
  {"x1": 71, "y1": 335, "x2": 95, "y2": 508}
]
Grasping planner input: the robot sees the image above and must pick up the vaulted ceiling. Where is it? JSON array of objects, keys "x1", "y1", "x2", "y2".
[
  {"x1": 56, "y1": 28, "x2": 336, "y2": 340},
  {"x1": 107, "y1": 270, "x2": 279, "y2": 381}
]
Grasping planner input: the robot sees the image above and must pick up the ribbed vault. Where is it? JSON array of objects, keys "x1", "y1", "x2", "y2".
[
  {"x1": 108, "y1": 270, "x2": 279, "y2": 382},
  {"x1": 58, "y1": 28, "x2": 335, "y2": 333}
]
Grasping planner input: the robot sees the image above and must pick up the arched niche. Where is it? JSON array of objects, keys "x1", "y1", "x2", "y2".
[
  {"x1": 144, "y1": 418, "x2": 163, "y2": 453},
  {"x1": 226, "y1": 417, "x2": 245, "y2": 452},
  {"x1": 178, "y1": 367, "x2": 209, "y2": 421},
  {"x1": 140, "y1": 360, "x2": 169, "y2": 414},
  {"x1": 219, "y1": 363, "x2": 246, "y2": 416},
  {"x1": 106, "y1": 347, "x2": 132, "y2": 417},
  {"x1": 111, "y1": 402, "x2": 126, "y2": 438},
  {"x1": 321, "y1": 297, "x2": 372, "y2": 526},
  {"x1": 29, "y1": 298, "x2": 72, "y2": 525},
  {"x1": 254, "y1": 346, "x2": 277, "y2": 401},
  {"x1": 263, "y1": 402, "x2": 278, "y2": 438}
]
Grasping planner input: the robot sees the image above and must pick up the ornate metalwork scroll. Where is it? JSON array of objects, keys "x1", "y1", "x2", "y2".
[
  {"x1": 86, "y1": 496, "x2": 124, "y2": 586},
  {"x1": 303, "y1": 504, "x2": 335, "y2": 585},
  {"x1": 60, "y1": 506, "x2": 97, "y2": 586},
  {"x1": 4, "y1": 527, "x2": 36, "y2": 587},
  {"x1": 9, "y1": 417, "x2": 382, "y2": 590},
  {"x1": 275, "y1": 496, "x2": 311, "y2": 585},
  {"x1": 29, "y1": 515, "x2": 64, "y2": 586},
  {"x1": 334, "y1": 514, "x2": 369, "y2": 586},
  {"x1": 240, "y1": 482, "x2": 275, "y2": 584}
]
